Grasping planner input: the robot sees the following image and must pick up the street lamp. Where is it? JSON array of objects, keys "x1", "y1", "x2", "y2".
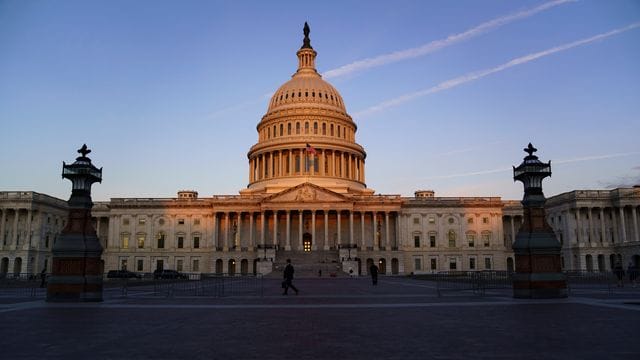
[
  {"x1": 47, "y1": 144, "x2": 103, "y2": 302},
  {"x1": 511, "y1": 143, "x2": 566, "y2": 299}
]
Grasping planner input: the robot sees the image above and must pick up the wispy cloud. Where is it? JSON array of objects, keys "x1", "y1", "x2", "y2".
[
  {"x1": 323, "y1": 0, "x2": 575, "y2": 79},
  {"x1": 355, "y1": 22, "x2": 640, "y2": 118},
  {"x1": 418, "y1": 151, "x2": 640, "y2": 181}
]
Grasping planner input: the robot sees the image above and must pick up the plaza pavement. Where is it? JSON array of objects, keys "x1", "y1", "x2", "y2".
[{"x1": 1, "y1": 276, "x2": 639, "y2": 359}]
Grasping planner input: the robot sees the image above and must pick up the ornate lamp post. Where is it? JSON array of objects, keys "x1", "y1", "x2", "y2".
[
  {"x1": 47, "y1": 145, "x2": 104, "y2": 302},
  {"x1": 512, "y1": 143, "x2": 567, "y2": 298}
]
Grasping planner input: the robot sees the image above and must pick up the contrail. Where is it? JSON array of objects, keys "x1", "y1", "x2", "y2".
[
  {"x1": 419, "y1": 152, "x2": 640, "y2": 180},
  {"x1": 322, "y1": 0, "x2": 575, "y2": 79},
  {"x1": 354, "y1": 22, "x2": 640, "y2": 118}
]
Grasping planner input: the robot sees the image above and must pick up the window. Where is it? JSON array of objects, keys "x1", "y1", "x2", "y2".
[
  {"x1": 484, "y1": 257, "x2": 492, "y2": 270},
  {"x1": 414, "y1": 235, "x2": 420, "y2": 248},
  {"x1": 193, "y1": 259, "x2": 200, "y2": 272},
  {"x1": 482, "y1": 217, "x2": 489, "y2": 224},
  {"x1": 482, "y1": 232, "x2": 491, "y2": 247},
  {"x1": 448, "y1": 217, "x2": 454, "y2": 224},
  {"x1": 429, "y1": 235, "x2": 436, "y2": 248},
  {"x1": 137, "y1": 235, "x2": 145, "y2": 249},
  {"x1": 159, "y1": 218, "x2": 165, "y2": 225},
  {"x1": 296, "y1": 122, "x2": 300, "y2": 134},
  {"x1": 414, "y1": 257, "x2": 422, "y2": 271},
  {"x1": 467, "y1": 218, "x2": 473, "y2": 224},
  {"x1": 45, "y1": 235, "x2": 50, "y2": 248},
  {"x1": 194, "y1": 218, "x2": 200, "y2": 226},
  {"x1": 287, "y1": 123, "x2": 291, "y2": 135},
  {"x1": 157, "y1": 233, "x2": 165, "y2": 249},
  {"x1": 193, "y1": 236, "x2": 200, "y2": 249},
  {"x1": 430, "y1": 258, "x2": 437, "y2": 270},
  {"x1": 448, "y1": 230, "x2": 456, "y2": 247},
  {"x1": 305, "y1": 122, "x2": 309, "y2": 134},
  {"x1": 314, "y1": 122, "x2": 318, "y2": 134},
  {"x1": 413, "y1": 217, "x2": 420, "y2": 225},
  {"x1": 469, "y1": 257, "x2": 476, "y2": 270},
  {"x1": 137, "y1": 259, "x2": 144, "y2": 271},
  {"x1": 122, "y1": 234, "x2": 129, "y2": 249},
  {"x1": 178, "y1": 219, "x2": 185, "y2": 225},
  {"x1": 449, "y1": 258, "x2": 457, "y2": 270},
  {"x1": 121, "y1": 259, "x2": 128, "y2": 270},
  {"x1": 138, "y1": 218, "x2": 146, "y2": 225},
  {"x1": 123, "y1": 218, "x2": 130, "y2": 226},
  {"x1": 322, "y1": 123, "x2": 326, "y2": 135},
  {"x1": 176, "y1": 259, "x2": 183, "y2": 272},
  {"x1": 428, "y1": 217, "x2": 435, "y2": 224},
  {"x1": 177, "y1": 236, "x2": 184, "y2": 249},
  {"x1": 467, "y1": 233, "x2": 475, "y2": 247},
  {"x1": 295, "y1": 155, "x2": 300, "y2": 172}
]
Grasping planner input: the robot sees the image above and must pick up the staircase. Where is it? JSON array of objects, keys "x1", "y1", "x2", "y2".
[{"x1": 270, "y1": 249, "x2": 344, "y2": 278}]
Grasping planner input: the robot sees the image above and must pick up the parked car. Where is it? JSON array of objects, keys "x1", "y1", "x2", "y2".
[
  {"x1": 107, "y1": 270, "x2": 142, "y2": 279},
  {"x1": 153, "y1": 269, "x2": 188, "y2": 280}
]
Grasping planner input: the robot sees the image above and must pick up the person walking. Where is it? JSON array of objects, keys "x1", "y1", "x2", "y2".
[
  {"x1": 613, "y1": 262, "x2": 625, "y2": 287},
  {"x1": 628, "y1": 262, "x2": 637, "y2": 287},
  {"x1": 370, "y1": 263, "x2": 379, "y2": 286},
  {"x1": 39, "y1": 268, "x2": 47, "y2": 288},
  {"x1": 282, "y1": 259, "x2": 299, "y2": 295}
]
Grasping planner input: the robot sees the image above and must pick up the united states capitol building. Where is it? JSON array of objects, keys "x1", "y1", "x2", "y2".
[{"x1": 1, "y1": 26, "x2": 639, "y2": 277}]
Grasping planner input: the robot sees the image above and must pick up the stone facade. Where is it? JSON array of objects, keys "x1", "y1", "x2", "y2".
[
  {"x1": 0, "y1": 191, "x2": 68, "y2": 274},
  {"x1": 545, "y1": 188, "x2": 640, "y2": 271}
]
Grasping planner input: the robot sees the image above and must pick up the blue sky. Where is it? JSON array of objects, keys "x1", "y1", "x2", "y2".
[{"x1": 0, "y1": 0, "x2": 639, "y2": 201}]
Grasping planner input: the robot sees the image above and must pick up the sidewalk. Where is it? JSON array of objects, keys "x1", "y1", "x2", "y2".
[{"x1": 1, "y1": 277, "x2": 638, "y2": 359}]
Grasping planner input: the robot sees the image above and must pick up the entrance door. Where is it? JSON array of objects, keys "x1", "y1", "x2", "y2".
[{"x1": 303, "y1": 233, "x2": 312, "y2": 252}]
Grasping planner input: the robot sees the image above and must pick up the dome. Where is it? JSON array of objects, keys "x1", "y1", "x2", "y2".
[{"x1": 267, "y1": 72, "x2": 347, "y2": 114}]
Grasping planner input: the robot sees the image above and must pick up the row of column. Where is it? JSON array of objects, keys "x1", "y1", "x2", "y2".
[
  {"x1": 250, "y1": 148, "x2": 364, "y2": 183},
  {"x1": 0, "y1": 208, "x2": 35, "y2": 248},
  {"x1": 212, "y1": 210, "x2": 396, "y2": 252},
  {"x1": 558, "y1": 206, "x2": 639, "y2": 245}
]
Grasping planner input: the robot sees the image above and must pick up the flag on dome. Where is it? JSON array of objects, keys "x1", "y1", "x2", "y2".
[{"x1": 305, "y1": 143, "x2": 317, "y2": 155}]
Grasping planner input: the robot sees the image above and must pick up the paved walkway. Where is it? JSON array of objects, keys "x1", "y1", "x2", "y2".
[{"x1": 1, "y1": 277, "x2": 639, "y2": 359}]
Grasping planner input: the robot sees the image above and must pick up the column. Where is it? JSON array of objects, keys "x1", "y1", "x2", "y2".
[
  {"x1": 336, "y1": 211, "x2": 341, "y2": 247},
  {"x1": 224, "y1": 212, "x2": 230, "y2": 251},
  {"x1": 510, "y1": 216, "x2": 515, "y2": 245},
  {"x1": 349, "y1": 211, "x2": 354, "y2": 246},
  {"x1": 332, "y1": 151, "x2": 336, "y2": 177},
  {"x1": 12, "y1": 209, "x2": 19, "y2": 246},
  {"x1": 26, "y1": 210, "x2": 32, "y2": 248},
  {"x1": 619, "y1": 207, "x2": 627, "y2": 243},
  {"x1": 385, "y1": 212, "x2": 390, "y2": 250},
  {"x1": 213, "y1": 213, "x2": 218, "y2": 250},
  {"x1": 285, "y1": 211, "x2": 291, "y2": 251},
  {"x1": 321, "y1": 149, "x2": 325, "y2": 176},
  {"x1": 632, "y1": 207, "x2": 639, "y2": 242},
  {"x1": 340, "y1": 152, "x2": 345, "y2": 178},
  {"x1": 298, "y1": 211, "x2": 303, "y2": 250},
  {"x1": 588, "y1": 208, "x2": 595, "y2": 244},
  {"x1": 395, "y1": 213, "x2": 400, "y2": 250},
  {"x1": 324, "y1": 211, "x2": 329, "y2": 250},
  {"x1": 372, "y1": 212, "x2": 378, "y2": 250},
  {"x1": 599, "y1": 208, "x2": 606, "y2": 243},
  {"x1": 273, "y1": 211, "x2": 278, "y2": 248},
  {"x1": 279, "y1": 151, "x2": 283, "y2": 177},
  {"x1": 311, "y1": 211, "x2": 316, "y2": 250},
  {"x1": 236, "y1": 212, "x2": 242, "y2": 251},
  {"x1": 0, "y1": 210, "x2": 6, "y2": 246},
  {"x1": 260, "y1": 212, "x2": 265, "y2": 247},
  {"x1": 360, "y1": 212, "x2": 365, "y2": 249},
  {"x1": 575, "y1": 209, "x2": 582, "y2": 244},
  {"x1": 249, "y1": 212, "x2": 254, "y2": 250}
]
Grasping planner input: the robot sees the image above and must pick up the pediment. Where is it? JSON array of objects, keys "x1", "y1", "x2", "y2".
[{"x1": 263, "y1": 183, "x2": 350, "y2": 203}]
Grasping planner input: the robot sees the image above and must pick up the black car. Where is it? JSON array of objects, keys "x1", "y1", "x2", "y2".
[
  {"x1": 107, "y1": 270, "x2": 142, "y2": 279},
  {"x1": 153, "y1": 269, "x2": 188, "y2": 280}
]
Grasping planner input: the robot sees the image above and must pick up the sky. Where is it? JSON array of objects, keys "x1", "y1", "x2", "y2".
[{"x1": 0, "y1": 0, "x2": 639, "y2": 202}]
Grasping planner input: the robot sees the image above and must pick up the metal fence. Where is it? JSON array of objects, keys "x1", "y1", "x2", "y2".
[
  {"x1": 112, "y1": 273, "x2": 264, "y2": 298},
  {"x1": 0, "y1": 273, "x2": 46, "y2": 297}
]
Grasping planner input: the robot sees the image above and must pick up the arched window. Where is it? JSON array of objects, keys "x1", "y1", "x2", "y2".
[
  {"x1": 448, "y1": 230, "x2": 456, "y2": 247},
  {"x1": 305, "y1": 121, "x2": 309, "y2": 134},
  {"x1": 337, "y1": 126, "x2": 341, "y2": 138},
  {"x1": 267, "y1": 127, "x2": 270, "y2": 139},
  {"x1": 296, "y1": 122, "x2": 300, "y2": 134},
  {"x1": 481, "y1": 231, "x2": 491, "y2": 247},
  {"x1": 273, "y1": 125, "x2": 276, "y2": 137},
  {"x1": 156, "y1": 232, "x2": 166, "y2": 249},
  {"x1": 330, "y1": 124, "x2": 334, "y2": 136},
  {"x1": 313, "y1": 122, "x2": 318, "y2": 134},
  {"x1": 287, "y1": 123, "x2": 291, "y2": 135},
  {"x1": 280, "y1": 124, "x2": 283, "y2": 136},
  {"x1": 322, "y1": 123, "x2": 326, "y2": 135}
]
